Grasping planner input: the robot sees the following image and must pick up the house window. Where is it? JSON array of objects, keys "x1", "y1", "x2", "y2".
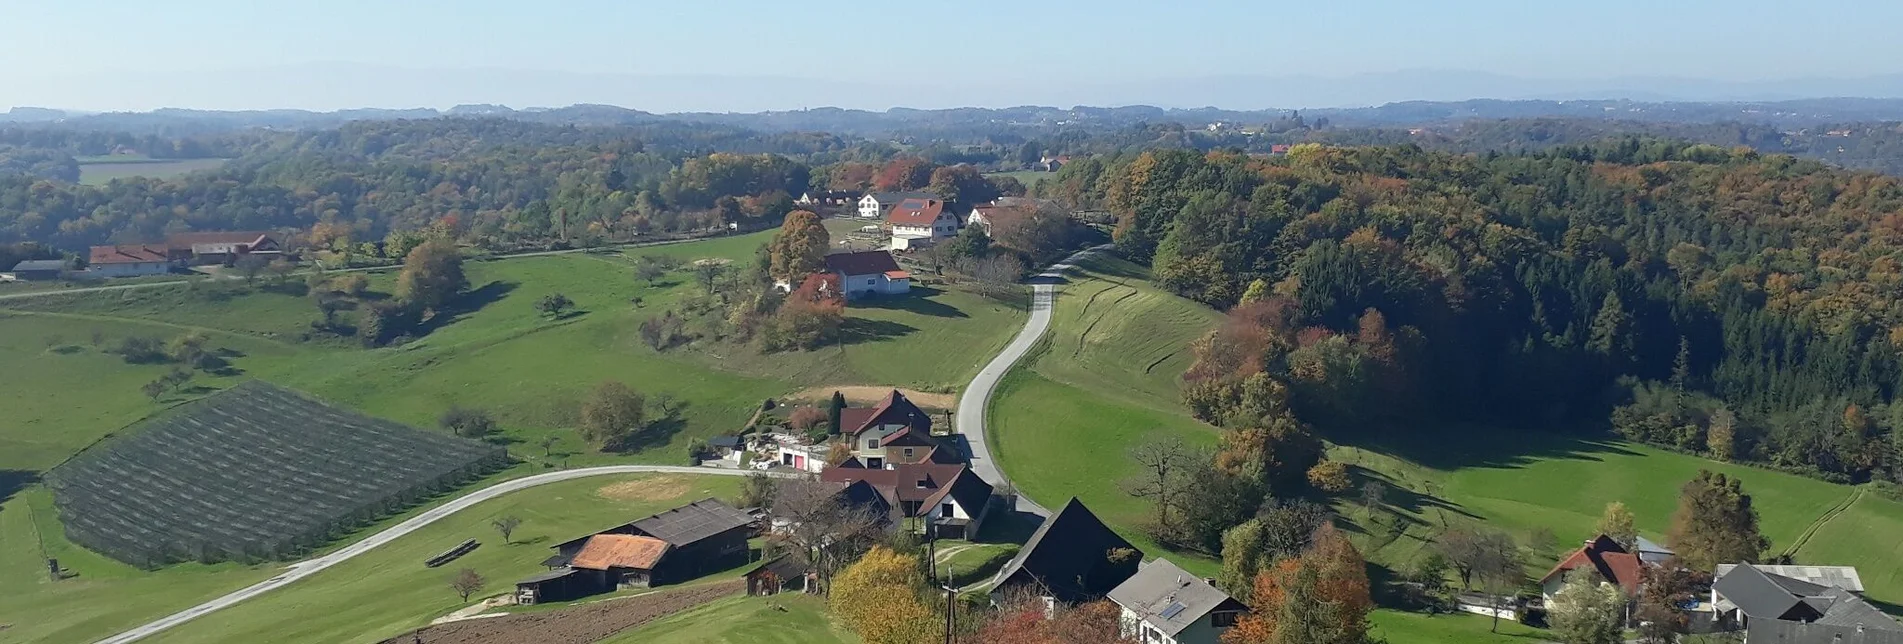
[
  {"x1": 865, "y1": 439, "x2": 878, "y2": 449},
  {"x1": 941, "y1": 502, "x2": 954, "y2": 517},
  {"x1": 1212, "y1": 610, "x2": 1240, "y2": 628},
  {"x1": 902, "y1": 448, "x2": 915, "y2": 460},
  {"x1": 867, "y1": 278, "x2": 876, "y2": 285},
  {"x1": 1142, "y1": 624, "x2": 1161, "y2": 642}
]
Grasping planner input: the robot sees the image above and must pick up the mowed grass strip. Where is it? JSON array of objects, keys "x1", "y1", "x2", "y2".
[
  {"x1": 598, "y1": 593, "x2": 858, "y2": 644},
  {"x1": 139, "y1": 473, "x2": 745, "y2": 644}
]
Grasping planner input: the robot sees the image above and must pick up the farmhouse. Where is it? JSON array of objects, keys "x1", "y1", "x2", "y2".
[
  {"x1": 87, "y1": 244, "x2": 173, "y2": 277},
  {"x1": 797, "y1": 190, "x2": 861, "y2": 209},
  {"x1": 991, "y1": 498, "x2": 1142, "y2": 604},
  {"x1": 1538, "y1": 534, "x2": 1643, "y2": 606},
  {"x1": 835, "y1": 389, "x2": 938, "y2": 468},
  {"x1": 522, "y1": 498, "x2": 756, "y2": 604},
  {"x1": 164, "y1": 231, "x2": 282, "y2": 265},
  {"x1": 7, "y1": 259, "x2": 66, "y2": 280},
  {"x1": 823, "y1": 250, "x2": 910, "y2": 299},
  {"x1": 1108, "y1": 558, "x2": 1247, "y2": 644},
  {"x1": 859, "y1": 191, "x2": 935, "y2": 219},
  {"x1": 820, "y1": 463, "x2": 992, "y2": 538},
  {"x1": 886, "y1": 197, "x2": 961, "y2": 251}
]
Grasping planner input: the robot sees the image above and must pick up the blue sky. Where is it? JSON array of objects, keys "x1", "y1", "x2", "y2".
[{"x1": 3, "y1": 0, "x2": 1901, "y2": 110}]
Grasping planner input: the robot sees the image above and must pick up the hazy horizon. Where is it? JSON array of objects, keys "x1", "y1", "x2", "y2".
[{"x1": 6, "y1": 0, "x2": 1903, "y2": 113}]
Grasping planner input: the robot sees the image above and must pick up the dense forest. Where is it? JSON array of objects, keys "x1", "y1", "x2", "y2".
[{"x1": 1061, "y1": 141, "x2": 1903, "y2": 484}]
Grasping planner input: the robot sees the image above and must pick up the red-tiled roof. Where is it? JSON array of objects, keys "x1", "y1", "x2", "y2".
[
  {"x1": 89, "y1": 245, "x2": 170, "y2": 265},
  {"x1": 886, "y1": 198, "x2": 947, "y2": 227},
  {"x1": 847, "y1": 390, "x2": 932, "y2": 436},
  {"x1": 824, "y1": 251, "x2": 902, "y2": 277},
  {"x1": 1540, "y1": 534, "x2": 1643, "y2": 595},
  {"x1": 838, "y1": 408, "x2": 877, "y2": 434},
  {"x1": 569, "y1": 534, "x2": 669, "y2": 570}
]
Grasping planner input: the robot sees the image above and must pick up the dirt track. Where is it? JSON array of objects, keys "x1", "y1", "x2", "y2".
[
  {"x1": 788, "y1": 386, "x2": 956, "y2": 410},
  {"x1": 385, "y1": 580, "x2": 741, "y2": 643}
]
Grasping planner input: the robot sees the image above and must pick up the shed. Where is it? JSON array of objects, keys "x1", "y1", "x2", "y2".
[
  {"x1": 8, "y1": 259, "x2": 65, "y2": 280},
  {"x1": 991, "y1": 498, "x2": 1142, "y2": 604},
  {"x1": 745, "y1": 556, "x2": 811, "y2": 596},
  {"x1": 515, "y1": 568, "x2": 595, "y2": 606}
]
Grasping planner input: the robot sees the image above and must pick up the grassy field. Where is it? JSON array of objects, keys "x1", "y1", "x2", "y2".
[
  {"x1": 599, "y1": 593, "x2": 857, "y2": 644},
  {"x1": 983, "y1": 170, "x2": 1055, "y2": 192},
  {"x1": 0, "y1": 229, "x2": 1028, "y2": 642},
  {"x1": 981, "y1": 251, "x2": 1903, "y2": 642},
  {"x1": 77, "y1": 157, "x2": 229, "y2": 185},
  {"x1": 987, "y1": 255, "x2": 1225, "y2": 575},
  {"x1": 1367, "y1": 609, "x2": 1550, "y2": 642}
]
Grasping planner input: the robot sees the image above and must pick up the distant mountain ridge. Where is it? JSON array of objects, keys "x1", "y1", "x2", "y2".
[{"x1": 10, "y1": 97, "x2": 1903, "y2": 136}]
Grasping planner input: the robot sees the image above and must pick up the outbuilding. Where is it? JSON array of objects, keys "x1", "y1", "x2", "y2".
[
  {"x1": 8, "y1": 259, "x2": 66, "y2": 280},
  {"x1": 744, "y1": 556, "x2": 811, "y2": 596}
]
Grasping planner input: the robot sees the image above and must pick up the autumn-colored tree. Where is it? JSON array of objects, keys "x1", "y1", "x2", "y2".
[
  {"x1": 824, "y1": 441, "x2": 854, "y2": 466},
  {"x1": 395, "y1": 239, "x2": 467, "y2": 313},
  {"x1": 1597, "y1": 501, "x2": 1638, "y2": 551},
  {"x1": 831, "y1": 547, "x2": 937, "y2": 644},
  {"x1": 1306, "y1": 460, "x2": 1352, "y2": 493},
  {"x1": 768, "y1": 210, "x2": 830, "y2": 282},
  {"x1": 788, "y1": 406, "x2": 828, "y2": 430},
  {"x1": 978, "y1": 595, "x2": 1134, "y2": 644},
  {"x1": 926, "y1": 164, "x2": 1001, "y2": 206},
  {"x1": 1225, "y1": 525, "x2": 1370, "y2": 644},
  {"x1": 1667, "y1": 470, "x2": 1769, "y2": 570},
  {"x1": 1548, "y1": 571, "x2": 1626, "y2": 644},
  {"x1": 874, "y1": 157, "x2": 936, "y2": 192},
  {"x1": 763, "y1": 273, "x2": 845, "y2": 351}
]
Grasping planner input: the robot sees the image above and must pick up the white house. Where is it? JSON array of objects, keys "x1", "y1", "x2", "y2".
[
  {"x1": 773, "y1": 439, "x2": 829, "y2": 473},
  {"x1": 87, "y1": 244, "x2": 174, "y2": 278},
  {"x1": 858, "y1": 191, "x2": 934, "y2": 219},
  {"x1": 1108, "y1": 558, "x2": 1247, "y2": 644},
  {"x1": 967, "y1": 203, "x2": 998, "y2": 232},
  {"x1": 823, "y1": 250, "x2": 910, "y2": 299},
  {"x1": 886, "y1": 198, "x2": 960, "y2": 251}
]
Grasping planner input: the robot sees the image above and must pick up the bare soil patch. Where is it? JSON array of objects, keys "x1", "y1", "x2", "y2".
[
  {"x1": 387, "y1": 580, "x2": 741, "y2": 644},
  {"x1": 788, "y1": 386, "x2": 956, "y2": 410},
  {"x1": 596, "y1": 475, "x2": 694, "y2": 502}
]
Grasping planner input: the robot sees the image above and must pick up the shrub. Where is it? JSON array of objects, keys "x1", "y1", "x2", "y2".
[{"x1": 788, "y1": 406, "x2": 827, "y2": 430}]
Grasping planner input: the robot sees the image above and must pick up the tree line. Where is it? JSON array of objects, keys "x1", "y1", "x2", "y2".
[{"x1": 1061, "y1": 141, "x2": 1903, "y2": 483}]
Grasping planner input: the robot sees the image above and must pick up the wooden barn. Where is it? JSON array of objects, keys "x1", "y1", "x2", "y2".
[
  {"x1": 744, "y1": 556, "x2": 811, "y2": 596},
  {"x1": 520, "y1": 498, "x2": 757, "y2": 604}
]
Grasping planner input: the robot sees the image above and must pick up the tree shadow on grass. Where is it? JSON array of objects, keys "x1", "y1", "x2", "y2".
[
  {"x1": 850, "y1": 286, "x2": 969, "y2": 318},
  {"x1": 1347, "y1": 464, "x2": 1482, "y2": 525},
  {"x1": 413, "y1": 280, "x2": 518, "y2": 337},
  {"x1": 839, "y1": 318, "x2": 917, "y2": 346},
  {"x1": 0, "y1": 470, "x2": 38, "y2": 507},
  {"x1": 1331, "y1": 423, "x2": 1642, "y2": 474},
  {"x1": 606, "y1": 415, "x2": 689, "y2": 454}
]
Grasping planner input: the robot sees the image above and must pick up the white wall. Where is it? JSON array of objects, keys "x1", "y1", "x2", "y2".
[
  {"x1": 90, "y1": 262, "x2": 171, "y2": 277},
  {"x1": 858, "y1": 197, "x2": 884, "y2": 218}
]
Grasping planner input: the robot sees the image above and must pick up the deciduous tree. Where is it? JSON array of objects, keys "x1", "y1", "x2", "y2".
[
  {"x1": 1597, "y1": 501, "x2": 1638, "y2": 551},
  {"x1": 491, "y1": 515, "x2": 522, "y2": 544},
  {"x1": 449, "y1": 568, "x2": 485, "y2": 602},
  {"x1": 395, "y1": 240, "x2": 467, "y2": 313},
  {"x1": 1548, "y1": 571, "x2": 1626, "y2": 644},
  {"x1": 580, "y1": 380, "x2": 647, "y2": 447},
  {"x1": 831, "y1": 547, "x2": 937, "y2": 644},
  {"x1": 767, "y1": 210, "x2": 830, "y2": 282},
  {"x1": 1667, "y1": 470, "x2": 1768, "y2": 570}
]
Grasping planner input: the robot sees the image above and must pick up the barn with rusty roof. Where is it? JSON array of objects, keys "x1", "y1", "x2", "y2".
[{"x1": 517, "y1": 498, "x2": 758, "y2": 604}]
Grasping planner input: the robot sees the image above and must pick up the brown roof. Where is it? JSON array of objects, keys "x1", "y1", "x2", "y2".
[
  {"x1": 886, "y1": 198, "x2": 947, "y2": 227},
  {"x1": 838, "y1": 408, "x2": 877, "y2": 434},
  {"x1": 1540, "y1": 534, "x2": 1643, "y2": 595},
  {"x1": 821, "y1": 463, "x2": 970, "y2": 507},
  {"x1": 847, "y1": 390, "x2": 932, "y2": 436},
  {"x1": 824, "y1": 250, "x2": 902, "y2": 277},
  {"x1": 879, "y1": 426, "x2": 938, "y2": 448},
  {"x1": 165, "y1": 231, "x2": 274, "y2": 246},
  {"x1": 569, "y1": 534, "x2": 669, "y2": 570},
  {"x1": 89, "y1": 244, "x2": 170, "y2": 264}
]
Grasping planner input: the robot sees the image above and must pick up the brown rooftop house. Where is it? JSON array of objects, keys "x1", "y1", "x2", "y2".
[
  {"x1": 522, "y1": 498, "x2": 755, "y2": 604},
  {"x1": 821, "y1": 463, "x2": 992, "y2": 538},
  {"x1": 836, "y1": 390, "x2": 943, "y2": 469},
  {"x1": 824, "y1": 250, "x2": 910, "y2": 299},
  {"x1": 1539, "y1": 534, "x2": 1644, "y2": 607},
  {"x1": 164, "y1": 231, "x2": 281, "y2": 265},
  {"x1": 87, "y1": 244, "x2": 174, "y2": 278},
  {"x1": 991, "y1": 498, "x2": 1143, "y2": 604},
  {"x1": 886, "y1": 198, "x2": 959, "y2": 251}
]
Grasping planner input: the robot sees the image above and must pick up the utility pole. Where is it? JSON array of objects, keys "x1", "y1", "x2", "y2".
[{"x1": 943, "y1": 564, "x2": 956, "y2": 644}]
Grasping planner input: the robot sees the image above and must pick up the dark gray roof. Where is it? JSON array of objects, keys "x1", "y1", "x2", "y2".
[
  {"x1": 1717, "y1": 564, "x2": 1864, "y2": 593},
  {"x1": 517, "y1": 567, "x2": 582, "y2": 585},
  {"x1": 1716, "y1": 563, "x2": 1820, "y2": 621},
  {"x1": 1814, "y1": 588, "x2": 1903, "y2": 631},
  {"x1": 1108, "y1": 558, "x2": 1244, "y2": 637},
  {"x1": 746, "y1": 556, "x2": 808, "y2": 580},
  {"x1": 869, "y1": 191, "x2": 935, "y2": 204},
  {"x1": 630, "y1": 498, "x2": 754, "y2": 547},
  {"x1": 992, "y1": 498, "x2": 1143, "y2": 604},
  {"x1": 1748, "y1": 618, "x2": 1903, "y2": 644},
  {"x1": 9, "y1": 259, "x2": 65, "y2": 272}
]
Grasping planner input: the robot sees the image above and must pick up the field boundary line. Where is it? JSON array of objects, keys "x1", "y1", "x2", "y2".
[{"x1": 1782, "y1": 486, "x2": 1862, "y2": 560}]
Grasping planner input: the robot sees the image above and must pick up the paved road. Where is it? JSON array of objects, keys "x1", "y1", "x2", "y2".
[
  {"x1": 953, "y1": 244, "x2": 1112, "y2": 519},
  {"x1": 97, "y1": 465, "x2": 797, "y2": 644}
]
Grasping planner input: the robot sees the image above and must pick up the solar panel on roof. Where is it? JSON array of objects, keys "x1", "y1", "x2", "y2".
[{"x1": 1161, "y1": 602, "x2": 1187, "y2": 619}]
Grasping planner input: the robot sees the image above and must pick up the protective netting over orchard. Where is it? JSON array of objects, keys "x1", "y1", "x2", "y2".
[{"x1": 47, "y1": 381, "x2": 510, "y2": 568}]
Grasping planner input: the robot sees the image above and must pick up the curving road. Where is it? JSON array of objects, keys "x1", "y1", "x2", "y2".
[
  {"x1": 98, "y1": 465, "x2": 799, "y2": 644},
  {"x1": 101, "y1": 243, "x2": 1109, "y2": 643},
  {"x1": 954, "y1": 244, "x2": 1112, "y2": 519}
]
